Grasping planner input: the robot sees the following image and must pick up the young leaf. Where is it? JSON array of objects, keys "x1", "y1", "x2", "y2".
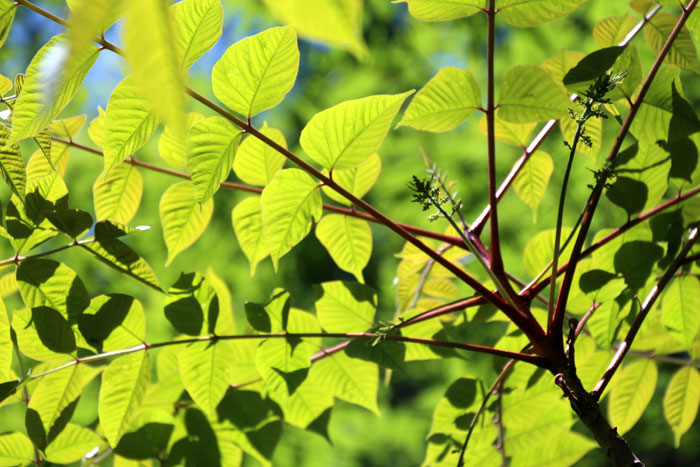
[
  {"x1": 498, "y1": 65, "x2": 570, "y2": 123},
  {"x1": 103, "y1": 76, "x2": 158, "y2": 171},
  {"x1": 93, "y1": 163, "x2": 143, "y2": 224},
  {"x1": 662, "y1": 276, "x2": 700, "y2": 350},
  {"x1": 159, "y1": 182, "x2": 214, "y2": 266},
  {"x1": 233, "y1": 122, "x2": 287, "y2": 186},
  {"x1": 179, "y1": 340, "x2": 235, "y2": 419},
  {"x1": 608, "y1": 359, "x2": 658, "y2": 434},
  {"x1": 0, "y1": 433, "x2": 34, "y2": 466},
  {"x1": 512, "y1": 150, "x2": 553, "y2": 223},
  {"x1": 10, "y1": 35, "x2": 99, "y2": 142},
  {"x1": 205, "y1": 268, "x2": 235, "y2": 335},
  {"x1": 232, "y1": 196, "x2": 268, "y2": 275},
  {"x1": 158, "y1": 112, "x2": 204, "y2": 169},
  {"x1": 397, "y1": 66, "x2": 481, "y2": 132},
  {"x1": 315, "y1": 214, "x2": 372, "y2": 282},
  {"x1": 321, "y1": 153, "x2": 381, "y2": 205},
  {"x1": 212, "y1": 26, "x2": 299, "y2": 118},
  {"x1": 125, "y1": 0, "x2": 186, "y2": 137},
  {"x1": 300, "y1": 91, "x2": 413, "y2": 170},
  {"x1": 172, "y1": 0, "x2": 224, "y2": 70},
  {"x1": 26, "y1": 142, "x2": 69, "y2": 182},
  {"x1": 66, "y1": 0, "x2": 125, "y2": 31},
  {"x1": 499, "y1": 0, "x2": 588, "y2": 28},
  {"x1": 261, "y1": 168, "x2": 322, "y2": 269},
  {"x1": 78, "y1": 294, "x2": 145, "y2": 352},
  {"x1": 663, "y1": 366, "x2": 700, "y2": 447},
  {"x1": 98, "y1": 352, "x2": 151, "y2": 447},
  {"x1": 261, "y1": 0, "x2": 367, "y2": 60},
  {"x1": 186, "y1": 116, "x2": 242, "y2": 204},
  {"x1": 0, "y1": 123, "x2": 26, "y2": 199},
  {"x1": 314, "y1": 280, "x2": 376, "y2": 333},
  {"x1": 645, "y1": 12, "x2": 700, "y2": 74},
  {"x1": 43, "y1": 424, "x2": 103, "y2": 465},
  {"x1": 393, "y1": 0, "x2": 482, "y2": 22},
  {"x1": 311, "y1": 352, "x2": 379, "y2": 415}
]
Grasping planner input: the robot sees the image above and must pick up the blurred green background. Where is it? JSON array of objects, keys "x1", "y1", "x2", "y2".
[{"x1": 0, "y1": 0, "x2": 698, "y2": 465}]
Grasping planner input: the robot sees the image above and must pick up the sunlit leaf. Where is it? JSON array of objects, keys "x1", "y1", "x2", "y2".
[
  {"x1": 11, "y1": 307, "x2": 76, "y2": 361},
  {"x1": 43, "y1": 424, "x2": 102, "y2": 464},
  {"x1": 512, "y1": 151, "x2": 553, "y2": 223},
  {"x1": 158, "y1": 112, "x2": 204, "y2": 169},
  {"x1": 321, "y1": 153, "x2": 381, "y2": 205},
  {"x1": 312, "y1": 351, "x2": 379, "y2": 415},
  {"x1": 523, "y1": 227, "x2": 573, "y2": 278},
  {"x1": 164, "y1": 272, "x2": 219, "y2": 336},
  {"x1": 0, "y1": 433, "x2": 34, "y2": 466},
  {"x1": 88, "y1": 106, "x2": 105, "y2": 147},
  {"x1": 212, "y1": 26, "x2": 299, "y2": 118},
  {"x1": 314, "y1": 280, "x2": 376, "y2": 333},
  {"x1": 261, "y1": 169, "x2": 322, "y2": 269},
  {"x1": 244, "y1": 288, "x2": 290, "y2": 333},
  {"x1": 233, "y1": 122, "x2": 287, "y2": 186},
  {"x1": 605, "y1": 176, "x2": 648, "y2": 218},
  {"x1": 608, "y1": 359, "x2": 658, "y2": 434},
  {"x1": 478, "y1": 110, "x2": 537, "y2": 147},
  {"x1": 10, "y1": 35, "x2": 99, "y2": 142},
  {"x1": 179, "y1": 341, "x2": 235, "y2": 418},
  {"x1": 593, "y1": 14, "x2": 636, "y2": 48},
  {"x1": 0, "y1": 1, "x2": 16, "y2": 49},
  {"x1": 315, "y1": 215, "x2": 372, "y2": 282},
  {"x1": 662, "y1": 276, "x2": 700, "y2": 349},
  {"x1": 78, "y1": 294, "x2": 145, "y2": 352},
  {"x1": 393, "y1": 0, "x2": 482, "y2": 22},
  {"x1": 0, "y1": 123, "x2": 26, "y2": 199},
  {"x1": 160, "y1": 181, "x2": 214, "y2": 266},
  {"x1": 66, "y1": 0, "x2": 125, "y2": 31},
  {"x1": 186, "y1": 116, "x2": 242, "y2": 203},
  {"x1": 645, "y1": 12, "x2": 700, "y2": 74},
  {"x1": 541, "y1": 49, "x2": 585, "y2": 93},
  {"x1": 98, "y1": 352, "x2": 151, "y2": 447},
  {"x1": 0, "y1": 301, "x2": 10, "y2": 373},
  {"x1": 93, "y1": 163, "x2": 143, "y2": 224},
  {"x1": 499, "y1": 0, "x2": 588, "y2": 28},
  {"x1": 232, "y1": 195, "x2": 268, "y2": 275},
  {"x1": 663, "y1": 366, "x2": 700, "y2": 447},
  {"x1": 397, "y1": 67, "x2": 481, "y2": 132},
  {"x1": 300, "y1": 91, "x2": 413, "y2": 170},
  {"x1": 498, "y1": 65, "x2": 570, "y2": 123},
  {"x1": 172, "y1": 0, "x2": 223, "y2": 69},
  {"x1": 48, "y1": 114, "x2": 87, "y2": 140},
  {"x1": 256, "y1": 337, "x2": 311, "y2": 404}
]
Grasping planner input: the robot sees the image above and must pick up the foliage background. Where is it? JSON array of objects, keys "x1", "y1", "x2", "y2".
[{"x1": 0, "y1": 0, "x2": 698, "y2": 465}]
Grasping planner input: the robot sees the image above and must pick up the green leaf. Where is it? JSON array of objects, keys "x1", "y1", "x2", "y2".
[
  {"x1": 393, "y1": 0, "x2": 482, "y2": 22},
  {"x1": 160, "y1": 181, "x2": 214, "y2": 266},
  {"x1": 614, "y1": 241, "x2": 663, "y2": 289},
  {"x1": 523, "y1": 227, "x2": 573, "y2": 278},
  {"x1": 663, "y1": 366, "x2": 700, "y2": 447},
  {"x1": 206, "y1": 268, "x2": 235, "y2": 335},
  {"x1": 164, "y1": 272, "x2": 219, "y2": 336},
  {"x1": 172, "y1": 0, "x2": 223, "y2": 69},
  {"x1": 17, "y1": 259, "x2": 89, "y2": 321},
  {"x1": 0, "y1": 272, "x2": 18, "y2": 299},
  {"x1": 10, "y1": 35, "x2": 99, "y2": 142},
  {"x1": 29, "y1": 306, "x2": 77, "y2": 354},
  {"x1": 478, "y1": 110, "x2": 537, "y2": 147},
  {"x1": 619, "y1": 142, "x2": 671, "y2": 212},
  {"x1": 44, "y1": 424, "x2": 102, "y2": 464},
  {"x1": 397, "y1": 67, "x2": 481, "y2": 132},
  {"x1": 315, "y1": 215, "x2": 372, "y2": 282},
  {"x1": 498, "y1": 65, "x2": 570, "y2": 123},
  {"x1": 232, "y1": 196, "x2": 268, "y2": 275},
  {"x1": 593, "y1": 14, "x2": 636, "y2": 48},
  {"x1": 345, "y1": 339, "x2": 406, "y2": 371},
  {"x1": 32, "y1": 128, "x2": 52, "y2": 169},
  {"x1": 608, "y1": 359, "x2": 658, "y2": 434},
  {"x1": 256, "y1": 337, "x2": 311, "y2": 403},
  {"x1": 158, "y1": 112, "x2": 204, "y2": 169},
  {"x1": 0, "y1": 301, "x2": 10, "y2": 373},
  {"x1": 605, "y1": 176, "x2": 648, "y2": 218},
  {"x1": 48, "y1": 114, "x2": 87, "y2": 140},
  {"x1": 645, "y1": 12, "x2": 700, "y2": 74},
  {"x1": 103, "y1": 76, "x2": 158, "y2": 171},
  {"x1": 186, "y1": 116, "x2": 242, "y2": 204},
  {"x1": 499, "y1": 0, "x2": 588, "y2": 28},
  {"x1": 233, "y1": 122, "x2": 287, "y2": 186},
  {"x1": 88, "y1": 106, "x2": 105, "y2": 147},
  {"x1": 321, "y1": 153, "x2": 381, "y2": 205},
  {"x1": 0, "y1": 73, "x2": 11, "y2": 95},
  {"x1": 93, "y1": 163, "x2": 143, "y2": 224},
  {"x1": 662, "y1": 276, "x2": 700, "y2": 349},
  {"x1": 0, "y1": 1, "x2": 16, "y2": 49},
  {"x1": 26, "y1": 365, "x2": 83, "y2": 450},
  {"x1": 562, "y1": 46, "x2": 626, "y2": 89},
  {"x1": 244, "y1": 288, "x2": 290, "y2": 333},
  {"x1": 78, "y1": 294, "x2": 145, "y2": 352},
  {"x1": 541, "y1": 49, "x2": 585, "y2": 93},
  {"x1": 212, "y1": 26, "x2": 299, "y2": 118},
  {"x1": 311, "y1": 351, "x2": 379, "y2": 415},
  {"x1": 0, "y1": 123, "x2": 26, "y2": 199},
  {"x1": 261, "y1": 0, "x2": 367, "y2": 60},
  {"x1": 512, "y1": 151, "x2": 553, "y2": 223},
  {"x1": 114, "y1": 410, "x2": 174, "y2": 460},
  {"x1": 0, "y1": 433, "x2": 34, "y2": 466},
  {"x1": 12, "y1": 307, "x2": 76, "y2": 361},
  {"x1": 279, "y1": 364, "x2": 333, "y2": 432},
  {"x1": 261, "y1": 168, "x2": 322, "y2": 269},
  {"x1": 125, "y1": 0, "x2": 185, "y2": 136},
  {"x1": 179, "y1": 340, "x2": 235, "y2": 418},
  {"x1": 98, "y1": 351, "x2": 151, "y2": 447},
  {"x1": 314, "y1": 281, "x2": 376, "y2": 333},
  {"x1": 300, "y1": 91, "x2": 413, "y2": 170}
]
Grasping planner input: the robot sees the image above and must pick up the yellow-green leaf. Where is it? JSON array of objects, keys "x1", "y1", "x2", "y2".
[
  {"x1": 311, "y1": 351, "x2": 379, "y2": 415},
  {"x1": 315, "y1": 214, "x2": 372, "y2": 282},
  {"x1": 88, "y1": 106, "x2": 105, "y2": 147},
  {"x1": 158, "y1": 112, "x2": 204, "y2": 169},
  {"x1": 314, "y1": 280, "x2": 376, "y2": 333},
  {"x1": 98, "y1": 352, "x2": 151, "y2": 447},
  {"x1": 645, "y1": 12, "x2": 700, "y2": 74},
  {"x1": 79, "y1": 294, "x2": 145, "y2": 352},
  {"x1": 160, "y1": 181, "x2": 214, "y2": 266},
  {"x1": 256, "y1": 337, "x2": 311, "y2": 404},
  {"x1": 662, "y1": 276, "x2": 700, "y2": 350},
  {"x1": 0, "y1": 433, "x2": 34, "y2": 467},
  {"x1": 608, "y1": 359, "x2": 658, "y2": 434},
  {"x1": 44, "y1": 424, "x2": 103, "y2": 465},
  {"x1": 593, "y1": 14, "x2": 637, "y2": 48},
  {"x1": 233, "y1": 122, "x2": 286, "y2": 186},
  {"x1": 300, "y1": 91, "x2": 413, "y2": 170},
  {"x1": 498, "y1": 65, "x2": 570, "y2": 123},
  {"x1": 397, "y1": 67, "x2": 481, "y2": 132},
  {"x1": 93, "y1": 163, "x2": 143, "y2": 224},
  {"x1": 499, "y1": 0, "x2": 588, "y2": 28},
  {"x1": 321, "y1": 153, "x2": 381, "y2": 206},
  {"x1": 0, "y1": 73, "x2": 12, "y2": 96},
  {"x1": 392, "y1": 0, "x2": 482, "y2": 22},
  {"x1": 663, "y1": 366, "x2": 700, "y2": 447},
  {"x1": 10, "y1": 35, "x2": 99, "y2": 142},
  {"x1": 125, "y1": 0, "x2": 186, "y2": 136},
  {"x1": 48, "y1": 114, "x2": 87, "y2": 140},
  {"x1": 0, "y1": 1, "x2": 17, "y2": 49},
  {"x1": 172, "y1": 0, "x2": 223, "y2": 69},
  {"x1": 103, "y1": 76, "x2": 158, "y2": 171},
  {"x1": 179, "y1": 341, "x2": 235, "y2": 418},
  {"x1": 66, "y1": 0, "x2": 125, "y2": 31},
  {"x1": 512, "y1": 151, "x2": 553, "y2": 223},
  {"x1": 261, "y1": 168, "x2": 322, "y2": 269},
  {"x1": 212, "y1": 26, "x2": 299, "y2": 118},
  {"x1": 65, "y1": 0, "x2": 117, "y2": 78},
  {"x1": 0, "y1": 123, "x2": 26, "y2": 199},
  {"x1": 186, "y1": 116, "x2": 242, "y2": 204},
  {"x1": 232, "y1": 195, "x2": 268, "y2": 275},
  {"x1": 478, "y1": 110, "x2": 537, "y2": 147}
]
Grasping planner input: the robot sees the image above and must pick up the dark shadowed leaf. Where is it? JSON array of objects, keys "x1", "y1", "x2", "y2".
[
  {"x1": 605, "y1": 177, "x2": 648, "y2": 217},
  {"x1": 614, "y1": 241, "x2": 664, "y2": 289}
]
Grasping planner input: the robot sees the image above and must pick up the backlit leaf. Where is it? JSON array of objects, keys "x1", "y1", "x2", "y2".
[
  {"x1": 98, "y1": 352, "x2": 151, "y2": 447},
  {"x1": 232, "y1": 196, "x2": 268, "y2": 275},
  {"x1": 498, "y1": 65, "x2": 570, "y2": 123},
  {"x1": 397, "y1": 67, "x2": 481, "y2": 132},
  {"x1": 233, "y1": 122, "x2": 287, "y2": 186},
  {"x1": 523, "y1": 228, "x2": 573, "y2": 278},
  {"x1": 321, "y1": 153, "x2": 381, "y2": 205},
  {"x1": 44, "y1": 424, "x2": 102, "y2": 464},
  {"x1": 88, "y1": 106, "x2": 105, "y2": 147},
  {"x1": 499, "y1": 0, "x2": 588, "y2": 28},
  {"x1": 212, "y1": 26, "x2": 299, "y2": 118},
  {"x1": 160, "y1": 181, "x2": 214, "y2": 266},
  {"x1": 0, "y1": 433, "x2": 33, "y2": 466},
  {"x1": 608, "y1": 359, "x2": 658, "y2": 434},
  {"x1": 48, "y1": 114, "x2": 87, "y2": 140},
  {"x1": 663, "y1": 366, "x2": 700, "y2": 447},
  {"x1": 645, "y1": 12, "x2": 700, "y2": 74},
  {"x1": 179, "y1": 341, "x2": 235, "y2": 418},
  {"x1": 311, "y1": 351, "x2": 379, "y2": 415},
  {"x1": 93, "y1": 163, "x2": 143, "y2": 224},
  {"x1": 593, "y1": 14, "x2": 636, "y2": 48},
  {"x1": 0, "y1": 1, "x2": 16, "y2": 49},
  {"x1": 393, "y1": 0, "x2": 482, "y2": 22},
  {"x1": 172, "y1": 0, "x2": 223, "y2": 69},
  {"x1": 314, "y1": 280, "x2": 376, "y2": 333},
  {"x1": 0, "y1": 123, "x2": 26, "y2": 199},
  {"x1": 300, "y1": 91, "x2": 413, "y2": 170},
  {"x1": 261, "y1": 169, "x2": 322, "y2": 269},
  {"x1": 158, "y1": 112, "x2": 204, "y2": 169},
  {"x1": 82, "y1": 236, "x2": 161, "y2": 291},
  {"x1": 478, "y1": 110, "x2": 537, "y2": 147},
  {"x1": 78, "y1": 294, "x2": 145, "y2": 352},
  {"x1": 186, "y1": 116, "x2": 242, "y2": 204},
  {"x1": 164, "y1": 272, "x2": 219, "y2": 336},
  {"x1": 315, "y1": 214, "x2": 372, "y2": 282},
  {"x1": 256, "y1": 337, "x2": 311, "y2": 403},
  {"x1": 512, "y1": 151, "x2": 553, "y2": 223},
  {"x1": 12, "y1": 307, "x2": 76, "y2": 361},
  {"x1": 662, "y1": 276, "x2": 700, "y2": 349}
]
